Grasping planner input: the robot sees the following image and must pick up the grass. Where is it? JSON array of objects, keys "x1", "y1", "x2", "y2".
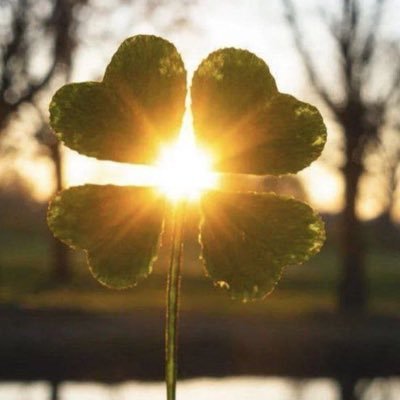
[{"x1": 0, "y1": 230, "x2": 399, "y2": 318}]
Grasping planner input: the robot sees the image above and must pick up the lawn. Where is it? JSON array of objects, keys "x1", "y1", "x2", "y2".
[{"x1": 1, "y1": 228, "x2": 399, "y2": 317}]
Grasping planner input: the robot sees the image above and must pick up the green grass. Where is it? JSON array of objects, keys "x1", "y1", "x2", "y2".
[{"x1": 0, "y1": 230, "x2": 399, "y2": 317}]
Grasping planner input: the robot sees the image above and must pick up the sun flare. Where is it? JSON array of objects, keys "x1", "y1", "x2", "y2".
[{"x1": 155, "y1": 124, "x2": 218, "y2": 202}]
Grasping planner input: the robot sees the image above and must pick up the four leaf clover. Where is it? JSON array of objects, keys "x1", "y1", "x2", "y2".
[{"x1": 48, "y1": 35, "x2": 326, "y2": 301}]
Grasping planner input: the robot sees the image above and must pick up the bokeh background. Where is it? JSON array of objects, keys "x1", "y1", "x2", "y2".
[{"x1": 0, "y1": 1, "x2": 399, "y2": 399}]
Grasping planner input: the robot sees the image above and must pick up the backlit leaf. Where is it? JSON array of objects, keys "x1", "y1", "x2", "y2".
[
  {"x1": 200, "y1": 191, "x2": 325, "y2": 301},
  {"x1": 191, "y1": 48, "x2": 326, "y2": 175},
  {"x1": 191, "y1": 48, "x2": 277, "y2": 163},
  {"x1": 48, "y1": 185, "x2": 165, "y2": 289},
  {"x1": 49, "y1": 35, "x2": 186, "y2": 164},
  {"x1": 50, "y1": 82, "x2": 136, "y2": 161},
  {"x1": 213, "y1": 94, "x2": 327, "y2": 175}
]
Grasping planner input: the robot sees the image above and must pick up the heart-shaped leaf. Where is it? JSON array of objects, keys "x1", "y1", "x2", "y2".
[
  {"x1": 191, "y1": 48, "x2": 277, "y2": 158},
  {"x1": 50, "y1": 82, "x2": 138, "y2": 161},
  {"x1": 50, "y1": 35, "x2": 186, "y2": 164},
  {"x1": 200, "y1": 191, "x2": 325, "y2": 301},
  {"x1": 191, "y1": 48, "x2": 326, "y2": 175},
  {"x1": 48, "y1": 185, "x2": 165, "y2": 289},
  {"x1": 212, "y1": 93, "x2": 327, "y2": 175}
]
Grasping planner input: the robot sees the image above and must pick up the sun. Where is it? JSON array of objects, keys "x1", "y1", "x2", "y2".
[{"x1": 155, "y1": 123, "x2": 218, "y2": 202}]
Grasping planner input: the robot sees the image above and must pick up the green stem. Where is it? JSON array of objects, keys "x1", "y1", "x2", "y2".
[{"x1": 166, "y1": 201, "x2": 186, "y2": 400}]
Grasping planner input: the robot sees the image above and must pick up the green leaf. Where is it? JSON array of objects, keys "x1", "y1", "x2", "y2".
[
  {"x1": 191, "y1": 48, "x2": 277, "y2": 162},
  {"x1": 104, "y1": 35, "x2": 186, "y2": 137},
  {"x1": 214, "y1": 93, "x2": 327, "y2": 175},
  {"x1": 48, "y1": 185, "x2": 165, "y2": 289},
  {"x1": 200, "y1": 191, "x2": 325, "y2": 301},
  {"x1": 50, "y1": 82, "x2": 138, "y2": 161},
  {"x1": 191, "y1": 48, "x2": 326, "y2": 175},
  {"x1": 49, "y1": 35, "x2": 186, "y2": 164},
  {"x1": 255, "y1": 93, "x2": 326, "y2": 175}
]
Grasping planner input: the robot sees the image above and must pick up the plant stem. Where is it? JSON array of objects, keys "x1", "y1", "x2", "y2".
[{"x1": 166, "y1": 201, "x2": 186, "y2": 400}]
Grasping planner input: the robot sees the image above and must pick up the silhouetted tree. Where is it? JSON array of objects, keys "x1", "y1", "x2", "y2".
[
  {"x1": 381, "y1": 138, "x2": 400, "y2": 221},
  {"x1": 1, "y1": 1, "x2": 70, "y2": 128},
  {"x1": 1, "y1": 0, "x2": 196, "y2": 282},
  {"x1": 0, "y1": 0, "x2": 87, "y2": 281},
  {"x1": 282, "y1": 0, "x2": 400, "y2": 313}
]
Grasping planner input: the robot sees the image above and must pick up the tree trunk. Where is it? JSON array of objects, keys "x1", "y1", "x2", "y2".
[
  {"x1": 0, "y1": 102, "x2": 11, "y2": 131},
  {"x1": 50, "y1": 381, "x2": 59, "y2": 400},
  {"x1": 339, "y1": 376, "x2": 359, "y2": 400},
  {"x1": 49, "y1": 142, "x2": 70, "y2": 282},
  {"x1": 338, "y1": 135, "x2": 367, "y2": 314}
]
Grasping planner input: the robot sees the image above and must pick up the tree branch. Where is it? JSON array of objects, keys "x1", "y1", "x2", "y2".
[
  {"x1": 385, "y1": 52, "x2": 400, "y2": 106},
  {"x1": 282, "y1": 0, "x2": 338, "y2": 113},
  {"x1": 1, "y1": 0, "x2": 76, "y2": 125},
  {"x1": 9, "y1": 56, "x2": 59, "y2": 113},
  {"x1": 359, "y1": 0, "x2": 387, "y2": 65},
  {"x1": 337, "y1": 0, "x2": 361, "y2": 99},
  {"x1": 1, "y1": 0, "x2": 27, "y2": 92}
]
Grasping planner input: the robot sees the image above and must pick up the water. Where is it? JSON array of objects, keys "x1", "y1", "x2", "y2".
[{"x1": 1, "y1": 377, "x2": 400, "y2": 400}]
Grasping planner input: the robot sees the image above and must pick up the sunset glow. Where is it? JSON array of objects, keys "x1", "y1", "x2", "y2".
[
  {"x1": 155, "y1": 128, "x2": 218, "y2": 201},
  {"x1": 0, "y1": 1, "x2": 397, "y2": 223}
]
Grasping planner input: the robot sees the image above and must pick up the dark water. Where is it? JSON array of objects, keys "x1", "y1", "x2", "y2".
[{"x1": 1, "y1": 377, "x2": 400, "y2": 400}]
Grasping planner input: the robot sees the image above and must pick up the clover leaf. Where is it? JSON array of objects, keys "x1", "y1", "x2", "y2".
[
  {"x1": 48, "y1": 185, "x2": 165, "y2": 289},
  {"x1": 48, "y1": 35, "x2": 326, "y2": 297},
  {"x1": 50, "y1": 35, "x2": 186, "y2": 164},
  {"x1": 191, "y1": 48, "x2": 326, "y2": 174},
  {"x1": 47, "y1": 34, "x2": 327, "y2": 400},
  {"x1": 200, "y1": 191, "x2": 325, "y2": 300}
]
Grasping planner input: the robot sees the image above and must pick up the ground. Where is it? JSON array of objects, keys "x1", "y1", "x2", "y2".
[{"x1": 1, "y1": 228, "x2": 399, "y2": 317}]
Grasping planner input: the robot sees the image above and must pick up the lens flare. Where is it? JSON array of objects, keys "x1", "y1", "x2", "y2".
[{"x1": 155, "y1": 123, "x2": 218, "y2": 202}]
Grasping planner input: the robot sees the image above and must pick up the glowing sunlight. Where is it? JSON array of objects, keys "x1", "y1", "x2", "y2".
[{"x1": 155, "y1": 121, "x2": 218, "y2": 202}]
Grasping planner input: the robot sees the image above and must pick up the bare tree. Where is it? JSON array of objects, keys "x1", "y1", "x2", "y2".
[
  {"x1": 0, "y1": 0, "x2": 86, "y2": 281},
  {"x1": 1, "y1": 0, "x2": 197, "y2": 281},
  {"x1": 0, "y1": 0, "x2": 81, "y2": 128},
  {"x1": 381, "y1": 134, "x2": 400, "y2": 221},
  {"x1": 282, "y1": 0, "x2": 400, "y2": 313}
]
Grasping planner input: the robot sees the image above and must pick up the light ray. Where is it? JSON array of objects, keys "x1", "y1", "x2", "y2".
[{"x1": 155, "y1": 113, "x2": 218, "y2": 202}]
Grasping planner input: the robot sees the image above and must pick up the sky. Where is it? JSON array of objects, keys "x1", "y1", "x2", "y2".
[{"x1": 4, "y1": 0, "x2": 400, "y2": 219}]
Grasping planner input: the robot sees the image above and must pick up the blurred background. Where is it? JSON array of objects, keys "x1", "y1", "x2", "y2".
[{"x1": 0, "y1": 0, "x2": 399, "y2": 399}]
